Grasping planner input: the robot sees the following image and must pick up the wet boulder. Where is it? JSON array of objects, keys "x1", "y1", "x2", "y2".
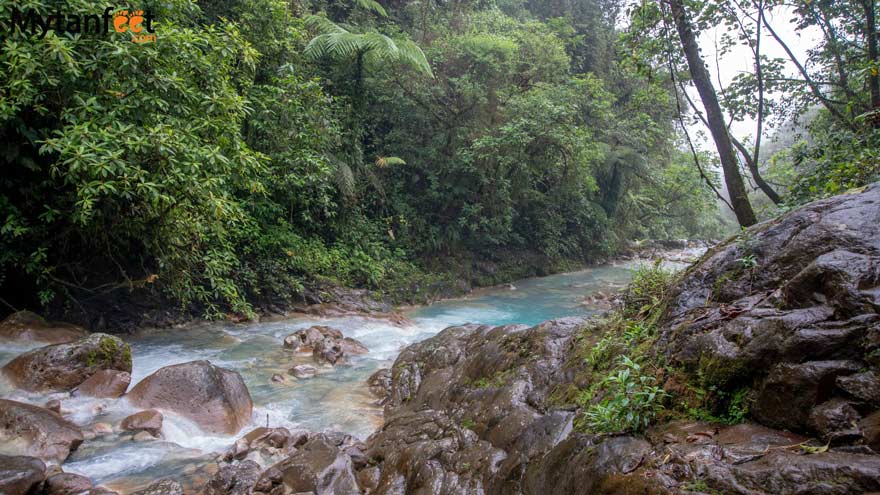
[
  {"x1": 652, "y1": 183, "x2": 880, "y2": 434},
  {"x1": 0, "y1": 311, "x2": 88, "y2": 344},
  {"x1": 282, "y1": 326, "x2": 368, "y2": 365},
  {"x1": 837, "y1": 370, "x2": 880, "y2": 406},
  {"x1": 523, "y1": 435, "x2": 656, "y2": 495},
  {"x1": 0, "y1": 454, "x2": 46, "y2": 495},
  {"x1": 283, "y1": 326, "x2": 341, "y2": 352},
  {"x1": 120, "y1": 409, "x2": 163, "y2": 437},
  {"x1": 43, "y1": 472, "x2": 93, "y2": 495},
  {"x1": 223, "y1": 426, "x2": 308, "y2": 463},
  {"x1": 2, "y1": 334, "x2": 131, "y2": 392},
  {"x1": 127, "y1": 360, "x2": 253, "y2": 435},
  {"x1": 0, "y1": 399, "x2": 83, "y2": 463},
  {"x1": 205, "y1": 460, "x2": 261, "y2": 495},
  {"x1": 752, "y1": 360, "x2": 862, "y2": 431},
  {"x1": 362, "y1": 410, "x2": 506, "y2": 495},
  {"x1": 73, "y1": 369, "x2": 131, "y2": 398},
  {"x1": 253, "y1": 434, "x2": 359, "y2": 495},
  {"x1": 808, "y1": 398, "x2": 862, "y2": 441}
]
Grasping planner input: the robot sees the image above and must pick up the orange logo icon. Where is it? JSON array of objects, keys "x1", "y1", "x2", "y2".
[{"x1": 113, "y1": 9, "x2": 155, "y2": 43}]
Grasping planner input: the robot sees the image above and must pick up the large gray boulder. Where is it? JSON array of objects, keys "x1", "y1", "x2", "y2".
[
  {"x1": 2, "y1": 333, "x2": 131, "y2": 392},
  {"x1": 653, "y1": 183, "x2": 880, "y2": 437},
  {"x1": 0, "y1": 399, "x2": 83, "y2": 463},
  {"x1": 127, "y1": 360, "x2": 253, "y2": 435}
]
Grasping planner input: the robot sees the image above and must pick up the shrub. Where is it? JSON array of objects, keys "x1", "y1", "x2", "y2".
[{"x1": 581, "y1": 355, "x2": 667, "y2": 433}]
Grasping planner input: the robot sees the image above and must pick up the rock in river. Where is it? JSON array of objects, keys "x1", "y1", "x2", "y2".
[
  {"x1": 121, "y1": 409, "x2": 164, "y2": 437},
  {"x1": 0, "y1": 454, "x2": 46, "y2": 494},
  {"x1": 253, "y1": 434, "x2": 359, "y2": 495},
  {"x1": 0, "y1": 310, "x2": 88, "y2": 344},
  {"x1": 73, "y1": 369, "x2": 131, "y2": 398},
  {"x1": 2, "y1": 333, "x2": 131, "y2": 392},
  {"x1": 43, "y1": 472, "x2": 94, "y2": 495},
  {"x1": 0, "y1": 399, "x2": 83, "y2": 463},
  {"x1": 127, "y1": 360, "x2": 253, "y2": 435},
  {"x1": 282, "y1": 325, "x2": 368, "y2": 365}
]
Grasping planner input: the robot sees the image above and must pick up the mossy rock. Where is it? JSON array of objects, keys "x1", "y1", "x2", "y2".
[{"x1": 2, "y1": 333, "x2": 132, "y2": 392}]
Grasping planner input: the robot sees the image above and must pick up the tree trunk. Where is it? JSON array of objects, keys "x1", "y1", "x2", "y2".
[
  {"x1": 668, "y1": 0, "x2": 757, "y2": 227},
  {"x1": 864, "y1": 0, "x2": 880, "y2": 118}
]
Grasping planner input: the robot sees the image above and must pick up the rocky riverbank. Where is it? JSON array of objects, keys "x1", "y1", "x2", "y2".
[
  {"x1": 3, "y1": 184, "x2": 879, "y2": 494},
  {"x1": 215, "y1": 183, "x2": 877, "y2": 494}
]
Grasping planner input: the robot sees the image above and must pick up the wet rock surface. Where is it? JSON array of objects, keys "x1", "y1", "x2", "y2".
[
  {"x1": 127, "y1": 360, "x2": 253, "y2": 435},
  {"x1": 73, "y1": 369, "x2": 131, "y2": 398},
  {"x1": 0, "y1": 454, "x2": 46, "y2": 494},
  {"x1": 0, "y1": 399, "x2": 84, "y2": 463},
  {"x1": 252, "y1": 433, "x2": 360, "y2": 495},
  {"x1": 129, "y1": 479, "x2": 184, "y2": 495},
  {"x1": 288, "y1": 364, "x2": 317, "y2": 379},
  {"x1": 120, "y1": 409, "x2": 164, "y2": 437},
  {"x1": 366, "y1": 368, "x2": 391, "y2": 404},
  {"x1": 0, "y1": 310, "x2": 89, "y2": 344},
  {"x1": 282, "y1": 325, "x2": 368, "y2": 365},
  {"x1": 655, "y1": 183, "x2": 880, "y2": 438},
  {"x1": 43, "y1": 472, "x2": 94, "y2": 494},
  {"x1": 205, "y1": 460, "x2": 262, "y2": 495},
  {"x1": 2, "y1": 333, "x2": 131, "y2": 392}
]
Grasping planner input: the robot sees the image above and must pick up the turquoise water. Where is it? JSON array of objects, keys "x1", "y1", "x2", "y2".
[
  {"x1": 0, "y1": 262, "x2": 644, "y2": 491},
  {"x1": 411, "y1": 264, "x2": 633, "y2": 327}
]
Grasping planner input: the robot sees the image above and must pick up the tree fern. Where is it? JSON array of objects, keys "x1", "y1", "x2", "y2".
[{"x1": 303, "y1": 16, "x2": 433, "y2": 78}]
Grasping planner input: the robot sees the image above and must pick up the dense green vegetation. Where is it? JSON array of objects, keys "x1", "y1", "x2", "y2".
[{"x1": 0, "y1": 0, "x2": 876, "y2": 320}]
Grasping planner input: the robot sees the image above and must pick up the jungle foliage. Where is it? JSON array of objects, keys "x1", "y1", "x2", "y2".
[{"x1": 0, "y1": 0, "x2": 761, "y2": 319}]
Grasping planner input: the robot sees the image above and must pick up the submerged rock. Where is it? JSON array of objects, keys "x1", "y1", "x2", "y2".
[
  {"x1": 0, "y1": 399, "x2": 83, "y2": 463},
  {"x1": 0, "y1": 454, "x2": 46, "y2": 494},
  {"x1": 127, "y1": 360, "x2": 253, "y2": 435},
  {"x1": 2, "y1": 333, "x2": 131, "y2": 392},
  {"x1": 0, "y1": 310, "x2": 88, "y2": 344},
  {"x1": 288, "y1": 364, "x2": 316, "y2": 379}
]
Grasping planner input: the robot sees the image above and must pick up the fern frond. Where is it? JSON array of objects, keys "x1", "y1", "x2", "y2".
[
  {"x1": 394, "y1": 38, "x2": 433, "y2": 77},
  {"x1": 334, "y1": 161, "x2": 356, "y2": 199},
  {"x1": 354, "y1": 0, "x2": 388, "y2": 17},
  {"x1": 304, "y1": 15, "x2": 346, "y2": 35}
]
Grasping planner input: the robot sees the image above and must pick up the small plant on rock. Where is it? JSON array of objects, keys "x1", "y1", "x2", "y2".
[{"x1": 582, "y1": 356, "x2": 667, "y2": 433}]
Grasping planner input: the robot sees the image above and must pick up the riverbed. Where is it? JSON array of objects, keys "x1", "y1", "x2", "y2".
[{"x1": 0, "y1": 257, "x2": 689, "y2": 491}]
